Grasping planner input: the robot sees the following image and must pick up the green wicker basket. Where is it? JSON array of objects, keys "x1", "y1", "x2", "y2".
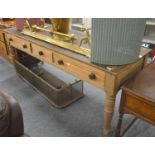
[{"x1": 91, "y1": 18, "x2": 146, "y2": 65}]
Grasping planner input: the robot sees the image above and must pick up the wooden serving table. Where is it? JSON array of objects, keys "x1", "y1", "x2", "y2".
[
  {"x1": 0, "y1": 19, "x2": 15, "y2": 62},
  {"x1": 3, "y1": 27, "x2": 150, "y2": 136}
]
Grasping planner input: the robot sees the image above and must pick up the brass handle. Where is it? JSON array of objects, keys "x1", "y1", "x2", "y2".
[
  {"x1": 88, "y1": 73, "x2": 96, "y2": 80},
  {"x1": 58, "y1": 60, "x2": 64, "y2": 65},
  {"x1": 39, "y1": 51, "x2": 44, "y2": 56},
  {"x1": 9, "y1": 38, "x2": 13, "y2": 42},
  {"x1": 22, "y1": 44, "x2": 27, "y2": 48}
]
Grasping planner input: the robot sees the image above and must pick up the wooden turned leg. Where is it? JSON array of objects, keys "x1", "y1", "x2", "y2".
[
  {"x1": 115, "y1": 113, "x2": 124, "y2": 137},
  {"x1": 103, "y1": 94, "x2": 116, "y2": 136},
  {"x1": 9, "y1": 46, "x2": 16, "y2": 66}
]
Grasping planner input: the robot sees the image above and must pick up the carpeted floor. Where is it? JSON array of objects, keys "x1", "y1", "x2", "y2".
[{"x1": 0, "y1": 56, "x2": 154, "y2": 137}]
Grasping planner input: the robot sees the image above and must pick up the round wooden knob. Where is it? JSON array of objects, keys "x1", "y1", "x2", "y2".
[
  {"x1": 39, "y1": 51, "x2": 44, "y2": 56},
  {"x1": 22, "y1": 44, "x2": 27, "y2": 48},
  {"x1": 56, "y1": 85, "x2": 62, "y2": 89},
  {"x1": 58, "y1": 60, "x2": 64, "y2": 65},
  {"x1": 88, "y1": 73, "x2": 96, "y2": 80},
  {"x1": 9, "y1": 38, "x2": 13, "y2": 41}
]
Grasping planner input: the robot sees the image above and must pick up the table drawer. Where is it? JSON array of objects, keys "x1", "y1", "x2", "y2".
[
  {"x1": 53, "y1": 53, "x2": 105, "y2": 89},
  {"x1": 6, "y1": 34, "x2": 31, "y2": 54},
  {"x1": 31, "y1": 44, "x2": 53, "y2": 64},
  {"x1": 125, "y1": 93, "x2": 155, "y2": 124},
  {"x1": 0, "y1": 32, "x2": 4, "y2": 42},
  {"x1": 0, "y1": 41, "x2": 7, "y2": 56}
]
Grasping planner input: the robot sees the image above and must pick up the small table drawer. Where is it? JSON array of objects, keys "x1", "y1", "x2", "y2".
[
  {"x1": 0, "y1": 41, "x2": 7, "y2": 56},
  {"x1": 0, "y1": 32, "x2": 4, "y2": 42},
  {"x1": 125, "y1": 93, "x2": 155, "y2": 124},
  {"x1": 31, "y1": 44, "x2": 53, "y2": 64},
  {"x1": 53, "y1": 53, "x2": 105, "y2": 89},
  {"x1": 6, "y1": 34, "x2": 31, "y2": 54}
]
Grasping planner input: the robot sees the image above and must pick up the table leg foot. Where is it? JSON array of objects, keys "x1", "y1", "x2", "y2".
[{"x1": 103, "y1": 94, "x2": 116, "y2": 136}]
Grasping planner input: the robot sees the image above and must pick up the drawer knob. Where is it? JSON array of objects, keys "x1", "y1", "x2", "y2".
[
  {"x1": 56, "y1": 85, "x2": 62, "y2": 89},
  {"x1": 9, "y1": 38, "x2": 13, "y2": 41},
  {"x1": 89, "y1": 73, "x2": 96, "y2": 80},
  {"x1": 39, "y1": 51, "x2": 44, "y2": 56},
  {"x1": 23, "y1": 44, "x2": 27, "y2": 48},
  {"x1": 58, "y1": 60, "x2": 64, "y2": 65}
]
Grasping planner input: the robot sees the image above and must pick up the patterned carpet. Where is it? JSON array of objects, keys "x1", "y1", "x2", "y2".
[{"x1": 0, "y1": 56, "x2": 154, "y2": 137}]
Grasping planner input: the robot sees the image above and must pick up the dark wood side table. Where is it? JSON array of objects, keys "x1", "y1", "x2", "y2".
[{"x1": 116, "y1": 63, "x2": 155, "y2": 136}]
